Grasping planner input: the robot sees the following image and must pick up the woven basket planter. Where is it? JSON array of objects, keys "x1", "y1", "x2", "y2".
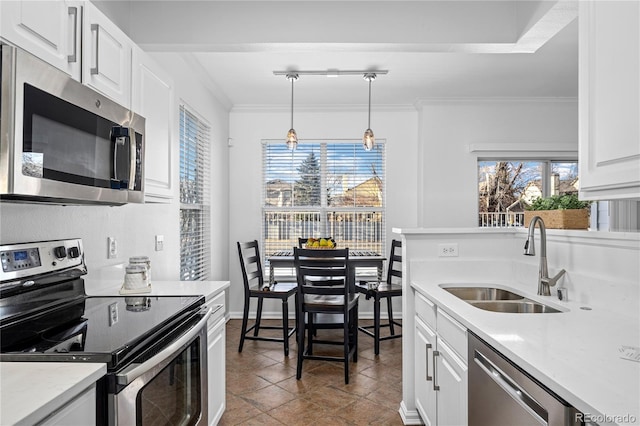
[{"x1": 524, "y1": 209, "x2": 589, "y2": 230}]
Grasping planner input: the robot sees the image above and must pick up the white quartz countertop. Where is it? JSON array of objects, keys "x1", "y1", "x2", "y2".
[
  {"x1": 0, "y1": 362, "x2": 106, "y2": 425},
  {"x1": 85, "y1": 279, "x2": 230, "y2": 301},
  {"x1": 412, "y1": 280, "x2": 640, "y2": 425}
]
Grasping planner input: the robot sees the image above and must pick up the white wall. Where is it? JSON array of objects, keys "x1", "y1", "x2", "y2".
[
  {"x1": 0, "y1": 53, "x2": 230, "y2": 289},
  {"x1": 417, "y1": 99, "x2": 579, "y2": 227},
  {"x1": 227, "y1": 106, "x2": 419, "y2": 317}
]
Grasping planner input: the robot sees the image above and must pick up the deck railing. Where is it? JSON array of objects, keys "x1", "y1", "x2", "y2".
[
  {"x1": 478, "y1": 212, "x2": 525, "y2": 228},
  {"x1": 263, "y1": 210, "x2": 384, "y2": 255}
]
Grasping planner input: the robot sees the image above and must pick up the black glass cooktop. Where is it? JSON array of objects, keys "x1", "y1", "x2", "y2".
[{"x1": 0, "y1": 293, "x2": 204, "y2": 369}]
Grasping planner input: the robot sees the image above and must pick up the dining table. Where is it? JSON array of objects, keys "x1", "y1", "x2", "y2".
[{"x1": 266, "y1": 249, "x2": 386, "y2": 286}]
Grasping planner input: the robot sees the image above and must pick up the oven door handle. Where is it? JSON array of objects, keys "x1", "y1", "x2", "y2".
[{"x1": 116, "y1": 306, "x2": 212, "y2": 386}]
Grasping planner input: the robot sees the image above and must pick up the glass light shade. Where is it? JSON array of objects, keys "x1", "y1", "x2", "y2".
[
  {"x1": 286, "y1": 128, "x2": 298, "y2": 150},
  {"x1": 363, "y1": 128, "x2": 375, "y2": 151}
]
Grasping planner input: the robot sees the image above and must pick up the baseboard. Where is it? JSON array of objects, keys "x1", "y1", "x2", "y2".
[
  {"x1": 399, "y1": 401, "x2": 423, "y2": 425},
  {"x1": 228, "y1": 311, "x2": 403, "y2": 321}
]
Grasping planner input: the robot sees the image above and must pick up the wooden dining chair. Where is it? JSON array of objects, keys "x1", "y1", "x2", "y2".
[
  {"x1": 237, "y1": 240, "x2": 297, "y2": 356},
  {"x1": 294, "y1": 247, "x2": 359, "y2": 384},
  {"x1": 356, "y1": 239, "x2": 402, "y2": 355}
]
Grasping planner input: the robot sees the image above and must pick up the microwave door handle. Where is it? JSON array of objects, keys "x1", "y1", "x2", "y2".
[
  {"x1": 115, "y1": 307, "x2": 212, "y2": 386},
  {"x1": 128, "y1": 129, "x2": 136, "y2": 190},
  {"x1": 111, "y1": 127, "x2": 128, "y2": 186}
]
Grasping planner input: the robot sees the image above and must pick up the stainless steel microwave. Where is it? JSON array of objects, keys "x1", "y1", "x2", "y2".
[{"x1": 0, "y1": 45, "x2": 145, "y2": 205}]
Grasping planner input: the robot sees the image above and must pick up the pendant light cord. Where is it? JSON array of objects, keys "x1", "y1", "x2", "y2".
[
  {"x1": 367, "y1": 77, "x2": 372, "y2": 129},
  {"x1": 290, "y1": 76, "x2": 294, "y2": 129}
]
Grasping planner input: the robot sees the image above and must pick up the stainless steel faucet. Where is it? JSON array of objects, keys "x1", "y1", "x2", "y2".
[{"x1": 523, "y1": 216, "x2": 566, "y2": 296}]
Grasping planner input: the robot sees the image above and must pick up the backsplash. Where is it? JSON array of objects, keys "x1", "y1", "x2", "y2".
[{"x1": 0, "y1": 202, "x2": 180, "y2": 285}]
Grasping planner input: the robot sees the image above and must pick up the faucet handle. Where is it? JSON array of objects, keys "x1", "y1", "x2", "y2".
[{"x1": 542, "y1": 269, "x2": 566, "y2": 288}]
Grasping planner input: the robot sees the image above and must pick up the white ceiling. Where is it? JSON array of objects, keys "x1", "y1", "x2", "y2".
[{"x1": 98, "y1": 0, "x2": 579, "y2": 108}]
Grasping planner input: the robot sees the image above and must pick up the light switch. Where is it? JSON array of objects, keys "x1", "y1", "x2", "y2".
[{"x1": 155, "y1": 235, "x2": 164, "y2": 252}]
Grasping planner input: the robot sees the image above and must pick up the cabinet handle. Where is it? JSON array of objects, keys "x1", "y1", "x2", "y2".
[
  {"x1": 90, "y1": 24, "x2": 100, "y2": 75},
  {"x1": 67, "y1": 7, "x2": 78, "y2": 63},
  {"x1": 433, "y1": 350, "x2": 440, "y2": 391},
  {"x1": 425, "y1": 343, "x2": 432, "y2": 381}
]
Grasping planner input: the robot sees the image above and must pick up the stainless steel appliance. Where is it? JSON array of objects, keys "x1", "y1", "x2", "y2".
[
  {"x1": 0, "y1": 45, "x2": 145, "y2": 205},
  {"x1": 468, "y1": 332, "x2": 581, "y2": 426},
  {"x1": 0, "y1": 239, "x2": 215, "y2": 426}
]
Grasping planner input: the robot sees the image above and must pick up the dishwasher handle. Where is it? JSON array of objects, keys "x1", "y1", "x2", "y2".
[{"x1": 474, "y1": 349, "x2": 548, "y2": 426}]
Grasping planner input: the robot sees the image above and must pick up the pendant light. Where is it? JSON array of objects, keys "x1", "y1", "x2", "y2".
[
  {"x1": 286, "y1": 73, "x2": 299, "y2": 150},
  {"x1": 363, "y1": 73, "x2": 376, "y2": 151}
]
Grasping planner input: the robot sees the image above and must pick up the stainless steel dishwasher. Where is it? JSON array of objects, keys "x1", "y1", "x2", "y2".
[{"x1": 468, "y1": 332, "x2": 581, "y2": 426}]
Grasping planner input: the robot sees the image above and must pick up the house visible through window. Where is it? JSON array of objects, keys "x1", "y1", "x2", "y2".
[
  {"x1": 478, "y1": 160, "x2": 579, "y2": 227},
  {"x1": 179, "y1": 105, "x2": 211, "y2": 280},
  {"x1": 262, "y1": 140, "x2": 386, "y2": 271}
]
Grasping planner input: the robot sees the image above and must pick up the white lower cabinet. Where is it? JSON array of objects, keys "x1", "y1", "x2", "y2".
[
  {"x1": 415, "y1": 292, "x2": 468, "y2": 426},
  {"x1": 206, "y1": 293, "x2": 226, "y2": 425},
  {"x1": 38, "y1": 384, "x2": 96, "y2": 426}
]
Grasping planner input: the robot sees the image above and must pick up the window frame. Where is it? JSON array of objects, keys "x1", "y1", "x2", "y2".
[
  {"x1": 477, "y1": 157, "x2": 579, "y2": 228},
  {"x1": 179, "y1": 104, "x2": 211, "y2": 281},
  {"x1": 261, "y1": 139, "x2": 387, "y2": 268}
]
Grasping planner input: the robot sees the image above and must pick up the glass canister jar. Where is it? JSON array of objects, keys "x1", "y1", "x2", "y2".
[
  {"x1": 129, "y1": 256, "x2": 151, "y2": 284},
  {"x1": 123, "y1": 264, "x2": 148, "y2": 290}
]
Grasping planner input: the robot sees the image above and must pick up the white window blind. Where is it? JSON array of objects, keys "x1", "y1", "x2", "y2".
[
  {"x1": 262, "y1": 140, "x2": 386, "y2": 265},
  {"x1": 179, "y1": 105, "x2": 211, "y2": 281}
]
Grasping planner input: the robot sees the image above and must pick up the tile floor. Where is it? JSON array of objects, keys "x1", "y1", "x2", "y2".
[{"x1": 220, "y1": 318, "x2": 404, "y2": 425}]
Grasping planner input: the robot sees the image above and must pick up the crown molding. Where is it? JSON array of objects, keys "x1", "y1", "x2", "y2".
[{"x1": 230, "y1": 104, "x2": 418, "y2": 113}]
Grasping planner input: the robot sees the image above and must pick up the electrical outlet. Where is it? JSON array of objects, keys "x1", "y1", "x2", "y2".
[
  {"x1": 108, "y1": 302, "x2": 118, "y2": 326},
  {"x1": 107, "y1": 237, "x2": 117, "y2": 259},
  {"x1": 155, "y1": 235, "x2": 164, "y2": 252},
  {"x1": 438, "y1": 243, "x2": 459, "y2": 257}
]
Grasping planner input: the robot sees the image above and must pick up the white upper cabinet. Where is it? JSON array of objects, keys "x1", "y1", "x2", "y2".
[
  {"x1": 0, "y1": 1, "x2": 81, "y2": 79},
  {"x1": 579, "y1": 1, "x2": 640, "y2": 200},
  {"x1": 132, "y1": 48, "x2": 176, "y2": 202},
  {"x1": 82, "y1": 1, "x2": 132, "y2": 109}
]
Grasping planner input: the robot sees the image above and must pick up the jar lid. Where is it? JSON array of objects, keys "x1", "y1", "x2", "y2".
[
  {"x1": 125, "y1": 264, "x2": 147, "y2": 273},
  {"x1": 129, "y1": 256, "x2": 150, "y2": 263}
]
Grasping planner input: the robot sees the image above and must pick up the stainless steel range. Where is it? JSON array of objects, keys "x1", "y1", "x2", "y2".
[{"x1": 0, "y1": 238, "x2": 214, "y2": 426}]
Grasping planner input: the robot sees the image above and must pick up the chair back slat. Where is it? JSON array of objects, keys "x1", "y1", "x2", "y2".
[
  {"x1": 294, "y1": 248, "x2": 350, "y2": 299},
  {"x1": 386, "y1": 240, "x2": 402, "y2": 285},
  {"x1": 237, "y1": 240, "x2": 264, "y2": 290}
]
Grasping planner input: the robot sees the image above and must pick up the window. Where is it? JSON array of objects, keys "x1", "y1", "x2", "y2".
[
  {"x1": 262, "y1": 140, "x2": 386, "y2": 266},
  {"x1": 478, "y1": 160, "x2": 579, "y2": 227},
  {"x1": 179, "y1": 105, "x2": 211, "y2": 280}
]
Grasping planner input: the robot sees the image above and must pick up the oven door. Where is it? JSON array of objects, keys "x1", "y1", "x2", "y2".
[{"x1": 111, "y1": 307, "x2": 211, "y2": 426}]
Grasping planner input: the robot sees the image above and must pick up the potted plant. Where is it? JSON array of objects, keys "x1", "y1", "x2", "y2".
[{"x1": 524, "y1": 194, "x2": 591, "y2": 229}]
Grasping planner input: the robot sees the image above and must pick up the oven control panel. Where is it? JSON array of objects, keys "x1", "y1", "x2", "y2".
[
  {"x1": 0, "y1": 248, "x2": 41, "y2": 272},
  {"x1": 0, "y1": 238, "x2": 84, "y2": 282}
]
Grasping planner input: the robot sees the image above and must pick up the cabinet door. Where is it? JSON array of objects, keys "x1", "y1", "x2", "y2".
[
  {"x1": 82, "y1": 2, "x2": 132, "y2": 108},
  {"x1": 435, "y1": 338, "x2": 468, "y2": 426},
  {"x1": 207, "y1": 318, "x2": 226, "y2": 426},
  {"x1": 39, "y1": 384, "x2": 96, "y2": 425},
  {"x1": 132, "y1": 48, "x2": 175, "y2": 202},
  {"x1": 415, "y1": 317, "x2": 437, "y2": 426},
  {"x1": 579, "y1": 1, "x2": 640, "y2": 200},
  {"x1": 0, "y1": 1, "x2": 81, "y2": 79}
]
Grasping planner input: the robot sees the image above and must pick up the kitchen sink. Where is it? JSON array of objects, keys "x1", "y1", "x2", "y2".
[
  {"x1": 441, "y1": 286, "x2": 562, "y2": 313},
  {"x1": 442, "y1": 287, "x2": 524, "y2": 301},
  {"x1": 468, "y1": 300, "x2": 561, "y2": 313}
]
